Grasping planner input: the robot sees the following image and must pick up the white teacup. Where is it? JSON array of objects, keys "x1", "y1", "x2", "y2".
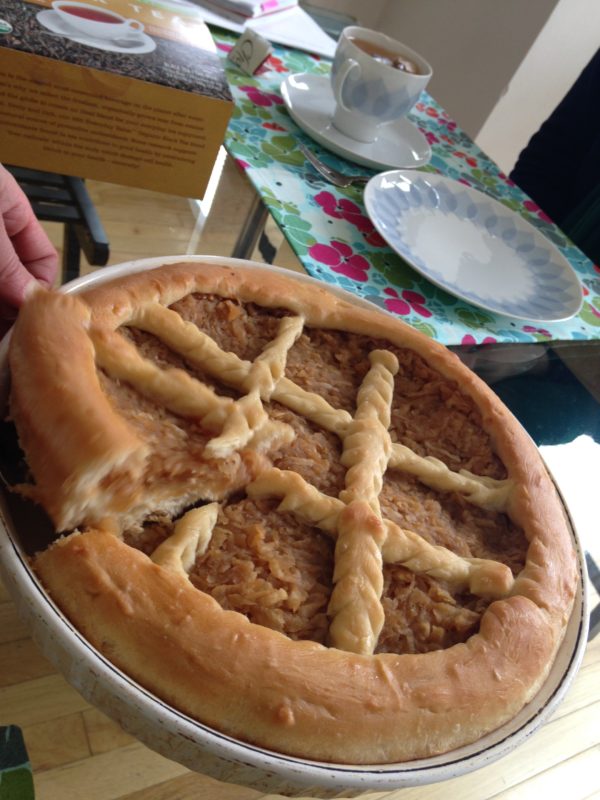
[
  {"x1": 331, "y1": 26, "x2": 432, "y2": 143},
  {"x1": 52, "y1": 1, "x2": 144, "y2": 40}
]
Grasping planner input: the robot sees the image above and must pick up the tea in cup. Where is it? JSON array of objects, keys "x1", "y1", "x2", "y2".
[
  {"x1": 330, "y1": 26, "x2": 432, "y2": 143},
  {"x1": 52, "y1": 1, "x2": 144, "y2": 40}
]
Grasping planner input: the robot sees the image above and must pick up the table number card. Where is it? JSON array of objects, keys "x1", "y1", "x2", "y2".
[{"x1": 227, "y1": 28, "x2": 272, "y2": 74}]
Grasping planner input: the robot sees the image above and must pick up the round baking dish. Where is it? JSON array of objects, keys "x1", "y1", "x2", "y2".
[{"x1": 0, "y1": 256, "x2": 589, "y2": 796}]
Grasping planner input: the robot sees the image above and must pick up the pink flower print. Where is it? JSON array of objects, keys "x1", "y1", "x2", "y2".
[
  {"x1": 263, "y1": 122, "x2": 287, "y2": 131},
  {"x1": 314, "y1": 192, "x2": 386, "y2": 247},
  {"x1": 363, "y1": 228, "x2": 386, "y2": 247},
  {"x1": 425, "y1": 131, "x2": 439, "y2": 145},
  {"x1": 309, "y1": 241, "x2": 370, "y2": 281},
  {"x1": 383, "y1": 288, "x2": 431, "y2": 317},
  {"x1": 216, "y1": 42, "x2": 233, "y2": 54},
  {"x1": 523, "y1": 325, "x2": 552, "y2": 338},
  {"x1": 461, "y1": 334, "x2": 497, "y2": 345},
  {"x1": 436, "y1": 113, "x2": 457, "y2": 132},
  {"x1": 314, "y1": 190, "x2": 339, "y2": 217},
  {"x1": 239, "y1": 85, "x2": 284, "y2": 107},
  {"x1": 498, "y1": 172, "x2": 516, "y2": 187},
  {"x1": 235, "y1": 158, "x2": 250, "y2": 170},
  {"x1": 523, "y1": 200, "x2": 552, "y2": 223}
]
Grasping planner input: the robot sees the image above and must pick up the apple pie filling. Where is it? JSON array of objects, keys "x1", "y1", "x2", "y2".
[{"x1": 101, "y1": 293, "x2": 529, "y2": 656}]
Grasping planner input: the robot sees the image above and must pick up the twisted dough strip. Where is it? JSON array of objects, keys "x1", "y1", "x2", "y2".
[
  {"x1": 327, "y1": 501, "x2": 387, "y2": 655},
  {"x1": 388, "y1": 445, "x2": 512, "y2": 512},
  {"x1": 247, "y1": 468, "x2": 342, "y2": 533},
  {"x1": 340, "y1": 350, "x2": 398, "y2": 510},
  {"x1": 131, "y1": 304, "x2": 249, "y2": 386},
  {"x1": 92, "y1": 329, "x2": 291, "y2": 459},
  {"x1": 203, "y1": 389, "x2": 291, "y2": 460},
  {"x1": 247, "y1": 468, "x2": 514, "y2": 600},
  {"x1": 130, "y1": 303, "x2": 352, "y2": 437},
  {"x1": 382, "y1": 520, "x2": 514, "y2": 596},
  {"x1": 205, "y1": 315, "x2": 303, "y2": 457},
  {"x1": 151, "y1": 503, "x2": 219, "y2": 578},
  {"x1": 328, "y1": 351, "x2": 398, "y2": 654},
  {"x1": 92, "y1": 328, "x2": 230, "y2": 423},
  {"x1": 243, "y1": 315, "x2": 304, "y2": 399}
]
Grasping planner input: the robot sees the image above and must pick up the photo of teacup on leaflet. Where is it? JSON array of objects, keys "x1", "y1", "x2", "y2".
[
  {"x1": 51, "y1": 0, "x2": 145, "y2": 42},
  {"x1": 331, "y1": 26, "x2": 432, "y2": 143}
]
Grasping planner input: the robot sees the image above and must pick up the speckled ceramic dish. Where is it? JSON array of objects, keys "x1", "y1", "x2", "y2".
[{"x1": 0, "y1": 257, "x2": 588, "y2": 797}]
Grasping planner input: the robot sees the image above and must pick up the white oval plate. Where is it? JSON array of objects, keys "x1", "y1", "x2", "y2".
[
  {"x1": 280, "y1": 73, "x2": 431, "y2": 171},
  {"x1": 0, "y1": 256, "x2": 589, "y2": 796},
  {"x1": 364, "y1": 171, "x2": 584, "y2": 322}
]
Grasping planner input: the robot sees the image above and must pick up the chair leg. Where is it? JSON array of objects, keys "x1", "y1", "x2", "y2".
[{"x1": 62, "y1": 223, "x2": 82, "y2": 285}]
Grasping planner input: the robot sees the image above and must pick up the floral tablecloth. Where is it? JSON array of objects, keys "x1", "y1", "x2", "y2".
[{"x1": 213, "y1": 29, "x2": 600, "y2": 346}]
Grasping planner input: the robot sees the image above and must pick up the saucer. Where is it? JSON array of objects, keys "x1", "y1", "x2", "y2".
[
  {"x1": 36, "y1": 10, "x2": 156, "y2": 54},
  {"x1": 364, "y1": 170, "x2": 584, "y2": 323},
  {"x1": 280, "y1": 73, "x2": 431, "y2": 170}
]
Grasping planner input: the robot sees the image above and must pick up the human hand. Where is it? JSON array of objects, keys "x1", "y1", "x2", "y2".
[{"x1": 0, "y1": 165, "x2": 58, "y2": 336}]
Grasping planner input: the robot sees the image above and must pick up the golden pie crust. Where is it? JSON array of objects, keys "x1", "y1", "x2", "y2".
[{"x1": 7, "y1": 262, "x2": 578, "y2": 764}]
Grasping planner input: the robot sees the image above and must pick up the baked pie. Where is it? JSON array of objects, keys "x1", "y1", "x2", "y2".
[{"x1": 7, "y1": 262, "x2": 578, "y2": 764}]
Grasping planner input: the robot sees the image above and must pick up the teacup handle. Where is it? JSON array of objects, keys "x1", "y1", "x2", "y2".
[
  {"x1": 124, "y1": 19, "x2": 144, "y2": 32},
  {"x1": 332, "y1": 58, "x2": 360, "y2": 112}
]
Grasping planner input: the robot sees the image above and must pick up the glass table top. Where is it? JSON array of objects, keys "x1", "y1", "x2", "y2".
[{"x1": 451, "y1": 338, "x2": 600, "y2": 639}]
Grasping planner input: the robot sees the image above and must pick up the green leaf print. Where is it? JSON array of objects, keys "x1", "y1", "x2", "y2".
[
  {"x1": 499, "y1": 197, "x2": 523, "y2": 213},
  {"x1": 579, "y1": 299, "x2": 600, "y2": 327},
  {"x1": 259, "y1": 187, "x2": 300, "y2": 216},
  {"x1": 368, "y1": 252, "x2": 417, "y2": 287},
  {"x1": 261, "y1": 135, "x2": 305, "y2": 166},
  {"x1": 284, "y1": 51, "x2": 331, "y2": 75},
  {"x1": 455, "y1": 306, "x2": 495, "y2": 326},
  {"x1": 278, "y1": 214, "x2": 316, "y2": 254},
  {"x1": 234, "y1": 99, "x2": 272, "y2": 120},
  {"x1": 226, "y1": 137, "x2": 271, "y2": 168}
]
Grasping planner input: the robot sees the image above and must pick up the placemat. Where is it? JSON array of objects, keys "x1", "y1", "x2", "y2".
[{"x1": 214, "y1": 29, "x2": 600, "y2": 346}]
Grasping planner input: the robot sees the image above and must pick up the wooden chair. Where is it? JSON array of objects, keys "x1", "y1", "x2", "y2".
[{"x1": 6, "y1": 166, "x2": 109, "y2": 285}]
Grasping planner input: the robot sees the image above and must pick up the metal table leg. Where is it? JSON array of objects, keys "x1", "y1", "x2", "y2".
[{"x1": 230, "y1": 195, "x2": 269, "y2": 260}]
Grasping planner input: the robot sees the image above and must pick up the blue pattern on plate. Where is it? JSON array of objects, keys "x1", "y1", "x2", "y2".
[{"x1": 366, "y1": 175, "x2": 583, "y2": 322}]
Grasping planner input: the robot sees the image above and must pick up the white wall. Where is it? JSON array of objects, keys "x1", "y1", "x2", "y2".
[
  {"x1": 302, "y1": 0, "x2": 387, "y2": 30},
  {"x1": 373, "y1": 0, "x2": 559, "y2": 139},
  {"x1": 476, "y1": 0, "x2": 600, "y2": 173},
  {"x1": 312, "y1": 0, "x2": 598, "y2": 176}
]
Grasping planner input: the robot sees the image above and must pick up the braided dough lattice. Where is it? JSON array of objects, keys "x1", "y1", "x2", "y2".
[{"x1": 98, "y1": 313, "x2": 517, "y2": 655}]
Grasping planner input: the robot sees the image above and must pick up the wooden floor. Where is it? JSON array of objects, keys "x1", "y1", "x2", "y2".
[
  {"x1": 2, "y1": 159, "x2": 600, "y2": 799},
  {"x1": 40, "y1": 150, "x2": 304, "y2": 280}
]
